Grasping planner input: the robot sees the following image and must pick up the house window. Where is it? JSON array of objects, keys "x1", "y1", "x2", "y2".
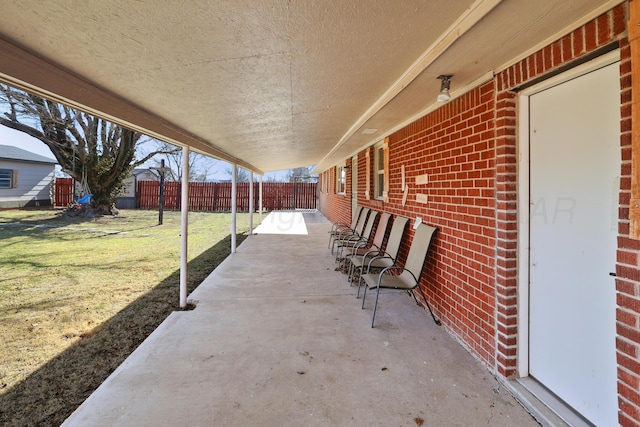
[
  {"x1": 0, "y1": 169, "x2": 13, "y2": 189},
  {"x1": 336, "y1": 166, "x2": 346, "y2": 195},
  {"x1": 373, "y1": 141, "x2": 386, "y2": 200}
]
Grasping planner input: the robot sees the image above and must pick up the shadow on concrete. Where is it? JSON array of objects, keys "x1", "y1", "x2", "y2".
[{"x1": 0, "y1": 232, "x2": 247, "y2": 427}]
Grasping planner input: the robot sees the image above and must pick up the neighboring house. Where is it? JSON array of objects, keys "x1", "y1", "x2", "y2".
[
  {"x1": 0, "y1": 144, "x2": 56, "y2": 208},
  {"x1": 117, "y1": 168, "x2": 158, "y2": 209}
]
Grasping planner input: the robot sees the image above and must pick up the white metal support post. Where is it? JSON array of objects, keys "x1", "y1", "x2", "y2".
[
  {"x1": 249, "y1": 171, "x2": 254, "y2": 235},
  {"x1": 259, "y1": 174, "x2": 263, "y2": 222},
  {"x1": 180, "y1": 145, "x2": 189, "y2": 308},
  {"x1": 231, "y1": 163, "x2": 237, "y2": 253}
]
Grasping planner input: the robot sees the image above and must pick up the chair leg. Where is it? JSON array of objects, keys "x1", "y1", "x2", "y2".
[
  {"x1": 328, "y1": 233, "x2": 334, "y2": 249},
  {"x1": 361, "y1": 282, "x2": 368, "y2": 308},
  {"x1": 416, "y1": 286, "x2": 441, "y2": 325},
  {"x1": 347, "y1": 258, "x2": 357, "y2": 285},
  {"x1": 408, "y1": 290, "x2": 420, "y2": 305},
  {"x1": 331, "y1": 237, "x2": 340, "y2": 255},
  {"x1": 371, "y1": 285, "x2": 382, "y2": 328},
  {"x1": 357, "y1": 270, "x2": 365, "y2": 299}
]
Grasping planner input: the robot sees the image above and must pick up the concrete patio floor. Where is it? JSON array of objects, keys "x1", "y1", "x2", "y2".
[{"x1": 62, "y1": 211, "x2": 540, "y2": 426}]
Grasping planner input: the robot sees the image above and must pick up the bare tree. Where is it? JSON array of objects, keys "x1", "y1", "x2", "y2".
[
  {"x1": 287, "y1": 166, "x2": 316, "y2": 182},
  {"x1": 224, "y1": 166, "x2": 251, "y2": 182},
  {"x1": 150, "y1": 141, "x2": 216, "y2": 182},
  {"x1": 0, "y1": 84, "x2": 175, "y2": 213}
]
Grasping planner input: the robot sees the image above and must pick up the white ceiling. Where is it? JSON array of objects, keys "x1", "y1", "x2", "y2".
[{"x1": 0, "y1": 0, "x2": 624, "y2": 174}]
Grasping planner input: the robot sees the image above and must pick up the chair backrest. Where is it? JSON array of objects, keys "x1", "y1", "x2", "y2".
[
  {"x1": 360, "y1": 211, "x2": 379, "y2": 241},
  {"x1": 401, "y1": 223, "x2": 438, "y2": 285},
  {"x1": 384, "y1": 216, "x2": 409, "y2": 260},
  {"x1": 350, "y1": 205, "x2": 364, "y2": 228},
  {"x1": 353, "y1": 207, "x2": 370, "y2": 235},
  {"x1": 371, "y1": 212, "x2": 392, "y2": 248}
]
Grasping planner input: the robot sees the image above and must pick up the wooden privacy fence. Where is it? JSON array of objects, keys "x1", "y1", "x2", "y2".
[
  {"x1": 137, "y1": 181, "x2": 317, "y2": 211},
  {"x1": 53, "y1": 177, "x2": 74, "y2": 207},
  {"x1": 53, "y1": 178, "x2": 317, "y2": 211}
]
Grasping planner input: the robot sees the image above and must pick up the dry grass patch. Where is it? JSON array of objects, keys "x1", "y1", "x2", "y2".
[{"x1": 0, "y1": 209, "x2": 250, "y2": 426}]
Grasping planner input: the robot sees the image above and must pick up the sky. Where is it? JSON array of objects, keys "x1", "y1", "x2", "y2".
[
  {"x1": 0, "y1": 125, "x2": 55, "y2": 159},
  {"x1": 0, "y1": 125, "x2": 290, "y2": 181}
]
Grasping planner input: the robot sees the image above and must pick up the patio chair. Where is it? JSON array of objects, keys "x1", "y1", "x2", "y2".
[
  {"x1": 353, "y1": 216, "x2": 409, "y2": 297},
  {"x1": 343, "y1": 212, "x2": 393, "y2": 283},
  {"x1": 334, "y1": 210, "x2": 379, "y2": 263},
  {"x1": 343, "y1": 212, "x2": 392, "y2": 281},
  {"x1": 330, "y1": 207, "x2": 370, "y2": 255},
  {"x1": 360, "y1": 222, "x2": 440, "y2": 327},
  {"x1": 328, "y1": 205, "x2": 364, "y2": 249}
]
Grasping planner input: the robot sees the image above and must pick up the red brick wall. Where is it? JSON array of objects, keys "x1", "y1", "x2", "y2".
[
  {"x1": 319, "y1": 3, "x2": 638, "y2": 425},
  {"x1": 318, "y1": 166, "x2": 352, "y2": 225},
  {"x1": 618, "y1": 31, "x2": 640, "y2": 427},
  {"x1": 323, "y1": 86, "x2": 498, "y2": 364},
  {"x1": 367, "y1": 85, "x2": 497, "y2": 365}
]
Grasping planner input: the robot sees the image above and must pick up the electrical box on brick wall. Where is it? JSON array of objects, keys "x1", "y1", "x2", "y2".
[
  {"x1": 416, "y1": 193, "x2": 428, "y2": 204},
  {"x1": 415, "y1": 174, "x2": 429, "y2": 185},
  {"x1": 414, "y1": 173, "x2": 429, "y2": 204}
]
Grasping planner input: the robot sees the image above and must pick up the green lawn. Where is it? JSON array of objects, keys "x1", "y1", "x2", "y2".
[{"x1": 0, "y1": 209, "x2": 250, "y2": 426}]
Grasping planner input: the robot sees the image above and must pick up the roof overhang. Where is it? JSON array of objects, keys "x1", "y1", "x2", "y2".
[{"x1": 0, "y1": 0, "x2": 625, "y2": 174}]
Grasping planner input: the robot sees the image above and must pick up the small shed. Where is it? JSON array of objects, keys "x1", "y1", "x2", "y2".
[
  {"x1": 0, "y1": 144, "x2": 56, "y2": 208},
  {"x1": 117, "y1": 168, "x2": 158, "y2": 209}
]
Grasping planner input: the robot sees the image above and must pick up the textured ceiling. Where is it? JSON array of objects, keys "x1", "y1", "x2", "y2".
[{"x1": 0, "y1": 0, "x2": 624, "y2": 174}]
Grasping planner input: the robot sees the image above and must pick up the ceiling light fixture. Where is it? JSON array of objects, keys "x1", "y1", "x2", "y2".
[{"x1": 437, "y1": 75, "x2": 453, "y2": 102}]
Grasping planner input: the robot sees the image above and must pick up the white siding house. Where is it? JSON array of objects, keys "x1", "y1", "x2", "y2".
[{"x1": 0, "y1": 145, "x2": 56, "y2": 208}]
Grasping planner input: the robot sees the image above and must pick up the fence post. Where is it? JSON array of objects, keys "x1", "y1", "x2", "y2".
[
  {"x1": 293, "y1": 181, "x2": 297, "y2": 210},
  {"x1": 158, "y1": 160, "x2": 165, "y2": 224}
]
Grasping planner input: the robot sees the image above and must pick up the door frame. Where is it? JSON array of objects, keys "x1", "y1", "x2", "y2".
[{"x1": 516, "y1": 49, "x2": 620, "y2": 377}]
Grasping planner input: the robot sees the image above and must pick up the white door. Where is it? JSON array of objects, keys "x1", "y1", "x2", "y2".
[
  {"x1": 529, "y1": 62, "x2": 619, "y2": 426},
  {"x1": 352, "y1": 155, "x2": 358, "y2": 217}
]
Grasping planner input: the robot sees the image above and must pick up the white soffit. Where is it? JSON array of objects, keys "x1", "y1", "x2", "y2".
[
  {"x1": 0, "y1": 0, "x2": 621, "y2": 174},
  {"x1": 314, "y1": 0, "x2": 624, "y2": 172}
]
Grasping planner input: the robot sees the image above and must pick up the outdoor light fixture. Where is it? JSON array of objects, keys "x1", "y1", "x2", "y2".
[{"x1": 437, "y1": 75, "x2": 453, "y2": 102}]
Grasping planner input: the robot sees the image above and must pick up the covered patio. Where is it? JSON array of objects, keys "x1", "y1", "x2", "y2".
[
  {"x1": 1, "y1": 2, "x2": 638, "y2": 424},
  {"x1": 61, "y1": 211, "x2": 539, "y2": 426}
]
